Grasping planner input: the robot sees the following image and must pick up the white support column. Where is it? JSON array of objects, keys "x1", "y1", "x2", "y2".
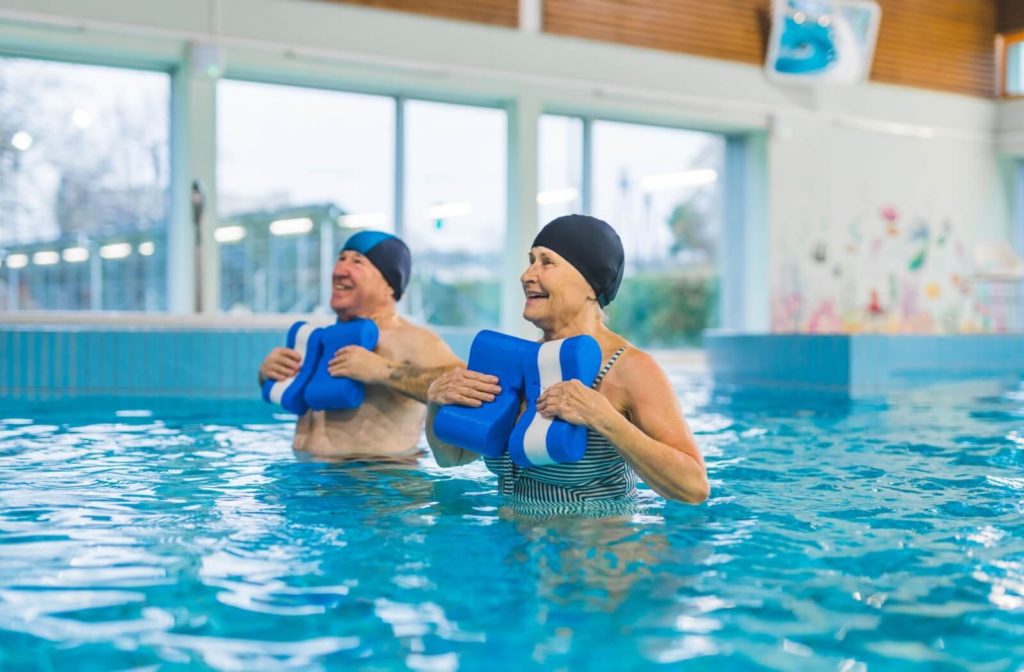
[
  {"x1": 721, "y1": 132, "x2": 770, "y2": 332},
  {"x1": 169, "y1": 43, "x2": 219, "y2": 314},
  {"x1": 519, "y1": 0, "x2": 542, "y2": 34},
  {"x1": 502, "y1": 93, "x2": 542, "y2": 338}
]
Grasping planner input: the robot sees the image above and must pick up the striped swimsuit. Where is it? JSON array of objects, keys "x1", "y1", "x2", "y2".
[{"x1": 483, "y1": 346, "x2": 639, "y2": 504}]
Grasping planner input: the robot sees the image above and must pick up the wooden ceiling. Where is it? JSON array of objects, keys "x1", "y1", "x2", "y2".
[{"x1": 320, "y1": 0, "x2": 1007, "y2": 98}]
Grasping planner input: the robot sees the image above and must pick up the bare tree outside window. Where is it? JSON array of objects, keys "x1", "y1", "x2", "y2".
[{"x1": 0, "y1": 58, "x2": 170, "y2": 311}]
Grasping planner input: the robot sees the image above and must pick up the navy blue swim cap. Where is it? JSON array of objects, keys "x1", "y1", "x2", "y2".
[
  {"x1": 342, "y1": 230, "x2": 412, "y2": 301},
  {"x1": 532, "y1": 215, "x2": 625, "y2": 307}
]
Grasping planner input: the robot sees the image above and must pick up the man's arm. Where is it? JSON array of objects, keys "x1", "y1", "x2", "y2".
[
  {"x1": 381, "y1": 361, "x2": 461, "y2": 403},
  {"x1": 327, "y1": 328, "x2": 463, "y2": 404},
  {"x1": 424, "y1": 368, "x2": 501, "y2": 467}
]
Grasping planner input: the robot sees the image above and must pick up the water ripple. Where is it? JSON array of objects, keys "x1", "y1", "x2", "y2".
[{"x1": 0, "y1": 383, "x2": 1022, "y2": 669}]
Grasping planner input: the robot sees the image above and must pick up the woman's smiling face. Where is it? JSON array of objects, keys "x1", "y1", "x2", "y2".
[{"x1": 520, "y1": 246, "x2": 594, "y2": 328}]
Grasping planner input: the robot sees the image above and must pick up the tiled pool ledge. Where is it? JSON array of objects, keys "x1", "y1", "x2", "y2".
[
  {"x1": 0, "y1": 316, "x2": 476, "y2": 400},
  {"x1": 705, "y1": 332, "x2": 1024, "y2": 395}
]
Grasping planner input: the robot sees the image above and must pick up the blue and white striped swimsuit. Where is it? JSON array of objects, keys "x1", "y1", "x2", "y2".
[{"x1": 483, "y1": 346, "x2": 639, "y2": 503}]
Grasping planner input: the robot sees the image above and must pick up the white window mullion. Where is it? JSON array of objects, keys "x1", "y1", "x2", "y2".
[
  {"x1": 502, "y1": 94, "x2": 541, "y2": 338},
  {"x1": 169, "y1": 45, "x2": 219, "y2": 314}
]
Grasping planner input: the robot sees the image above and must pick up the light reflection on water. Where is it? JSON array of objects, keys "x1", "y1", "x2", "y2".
[{"x1": 0, "y1": 376, "x2": 1023, "y2": 670}]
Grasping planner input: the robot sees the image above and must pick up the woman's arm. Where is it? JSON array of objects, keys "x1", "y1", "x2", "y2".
[
  {"x1": 537, "y1": 350, "x2": 709, "y2": 504},
  {"x1": 424, "y1": 369, "x2": 501, "y2": 467}
]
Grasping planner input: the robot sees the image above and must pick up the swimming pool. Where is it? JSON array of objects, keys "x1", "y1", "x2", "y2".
[{"x1": 1, "y1": 373, "x2": 1023, "y2": 670}]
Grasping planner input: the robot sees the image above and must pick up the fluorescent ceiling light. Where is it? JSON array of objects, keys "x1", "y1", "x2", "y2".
[
  {"x1": 425, "y1": 202, "x2": 472, "y2": 219},
  {"x1": 640, "y1": 169, "x2": 718, "y2": 192},
  {"x1": 5, "y1": 253, "x2": 28, "y2": 269},
  {"x1": 536, "y1": 187, "x2": 580, "y2": 205},
  {"x1": 62, "y1": 247, "x2": 90, "y2": 263},
  {"x1": 11, "y1": 131, "x2": 33, "y2": 151},
  {"x1": 337, "y1": 212, "x2": 387, "y2": 228},
  {"x1": 100, "y1": 243, "x2": 132, "y2": 259},
  {"x1": 269, "y1": 217, "x2": 313, "y2": 236},
  {"x1": 138, "y1": 241, "x2": 155, "y2": 256},
  {"x1": 71, "y1": 109, "x2": 94, "y2": 129},
  {"x1": 32, "y1": 251, "x2": 60, "y2": 266},
  {"x1": 215, "y1": 225, "x2": 247, "y2": 243}
]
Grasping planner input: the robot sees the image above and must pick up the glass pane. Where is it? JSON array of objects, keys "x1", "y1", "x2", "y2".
[
  {"x1": 0, "y1": 58, "x2": 170, "y2": 311},
  {"x1": 217, "y1": 80, "x2": 395, "y2": 313},
  {"x1": 591, "y1": 120, "x2": 726, "y2": 346},
  {"x1": 538, "y1": 114, "x2": 583, "y2": 226},
  {"x1": 1008, "y1": 41, "x2": 1024, "y2": 96},
  {"x1": 403, "y1": 100, "x2": 506, "y2": 328}
]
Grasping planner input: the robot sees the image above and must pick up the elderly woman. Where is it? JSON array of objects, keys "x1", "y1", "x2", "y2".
[{"x1": 426, "y1": 214, "x2": 709, "y2": 504}]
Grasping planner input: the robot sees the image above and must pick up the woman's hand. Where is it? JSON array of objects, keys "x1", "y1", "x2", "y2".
[
  {"x1": 536, "y1": 380, "x2": 616, "y2": 429},
  {"x1": 427, "y1": 369, "x2": 501, "y2": 407}
]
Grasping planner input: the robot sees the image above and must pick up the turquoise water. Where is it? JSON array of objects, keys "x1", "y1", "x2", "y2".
[{"x1": 1, "y1": 375, "x2": 1023, "y2": 670}]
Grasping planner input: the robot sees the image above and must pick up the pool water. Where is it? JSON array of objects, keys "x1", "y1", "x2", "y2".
[{"x1": 1, "y1": 374, "x2": 1023, "y2": 671}]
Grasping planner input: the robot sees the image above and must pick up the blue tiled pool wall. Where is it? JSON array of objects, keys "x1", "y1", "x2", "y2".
[
  {"x1": 706, "y1": 332, "x2": 1024, "y2": 395},
  {"x1": 706, "y1": 334, "x2": 852, "y2": 392},
  {"x1": 0, "y1": 327, "x2": 474, "y2": 400},
  {"x1": 7, "y1": 327, "x2": 1024, "y2": 399}
]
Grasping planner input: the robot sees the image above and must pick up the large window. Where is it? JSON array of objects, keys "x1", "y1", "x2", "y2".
[
  {"x1": 0, "y1": 58, "x2": 170, "y2": 311},
  {"x1": 539, "y1": 116, "x2": 725, "y2": 346},
  {"x1": 217, "y1": 87, "x2": 506, "y2": 324},
  {"x1": 0, "y1": 53, "x2": 723, "y2": 337},
  {"x1": 216, "y1": 80, "x2": 395, "y2": 313},
  {"x1": 592, "y1": 120, "x2": 724, "y2": 346},
  {"x1": 1001, "y1": 32, "x2": 1024, "y2": 97},
  {"x1": 403, "y1": 100, "x2": 506, "y2": 328}
]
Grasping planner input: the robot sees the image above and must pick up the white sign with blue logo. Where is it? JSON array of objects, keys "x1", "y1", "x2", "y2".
[{"x1": 765, "y1": 0, "x2": 882, "y2": 86}]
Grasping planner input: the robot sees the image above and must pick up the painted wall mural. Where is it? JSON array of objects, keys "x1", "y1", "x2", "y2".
[{"x1": 771, "y1": 205, "x2": 1016, "y2": 334}]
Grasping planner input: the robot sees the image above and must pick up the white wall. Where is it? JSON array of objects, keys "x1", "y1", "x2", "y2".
[
  {"x1": 771, "y1": 114, "x2": 1012, "y2": 332},
  {"x1": 0, "y1": 0, "x2": 1018, "y2": 333}
]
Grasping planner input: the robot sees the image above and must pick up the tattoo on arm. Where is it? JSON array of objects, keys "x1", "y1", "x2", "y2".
[{"x1": 386, "y1": 363, "x2": 453, "y2": 403}]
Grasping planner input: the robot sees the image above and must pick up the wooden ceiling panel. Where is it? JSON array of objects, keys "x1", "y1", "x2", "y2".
[{"x1": 545, "y1": 0, "x2": 999, "y2": 97}]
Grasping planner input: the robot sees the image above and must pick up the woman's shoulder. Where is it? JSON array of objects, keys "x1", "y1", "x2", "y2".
[{"x1": 604, "y1": 342, "x2": 665, "y2": 384}]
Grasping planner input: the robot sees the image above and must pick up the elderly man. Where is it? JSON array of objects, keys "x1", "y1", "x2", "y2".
[{"x1": 259, "y1": 231, "x2": 462, "y2": 461}]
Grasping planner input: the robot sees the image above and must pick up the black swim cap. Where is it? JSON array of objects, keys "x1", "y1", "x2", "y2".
[
  {"x1": 532, "y1": 214, "x2": 625, "y2": 307},
  {"x1": 342, "y1": 230, "x2": 412, "y2": 301}
]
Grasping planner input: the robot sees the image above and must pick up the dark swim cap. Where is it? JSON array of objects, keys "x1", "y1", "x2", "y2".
[
  {"x1": 532, "y1": 215, "x2": 625, "y2": 307},
  {"x1": 341, "y1": 230, "x2": 412, "y2": 301}
]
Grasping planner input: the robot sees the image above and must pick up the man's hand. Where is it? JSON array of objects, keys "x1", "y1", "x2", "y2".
[
  {"x1": 259, "y1": 347, "x2": 302, "y2": 382},
  {"x1": 328, "y1": 345, "x2": 392, "y2": 383},
  {"x1": 427, "y1": 369, "x2": 501, "y2": 407}
]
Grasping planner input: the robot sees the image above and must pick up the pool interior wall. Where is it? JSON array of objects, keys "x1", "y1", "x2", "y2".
[
  {"x1": 4, "y1": 324, "x2": 1024, "y2": 400},
  {"x1": 0, "y1": 324, "x2": 475, "y2": 400},
  {"x1": 706, "y1": 332, "x2": 1024, "y2": 395}
]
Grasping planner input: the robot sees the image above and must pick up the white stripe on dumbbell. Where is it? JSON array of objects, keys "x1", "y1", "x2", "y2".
[
  {"x1": 269, "y1": 323, "x2": 315, "y2": 405},
  {"x1": 522, "y1": 339, "x2": 563, "y2": 466}
]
